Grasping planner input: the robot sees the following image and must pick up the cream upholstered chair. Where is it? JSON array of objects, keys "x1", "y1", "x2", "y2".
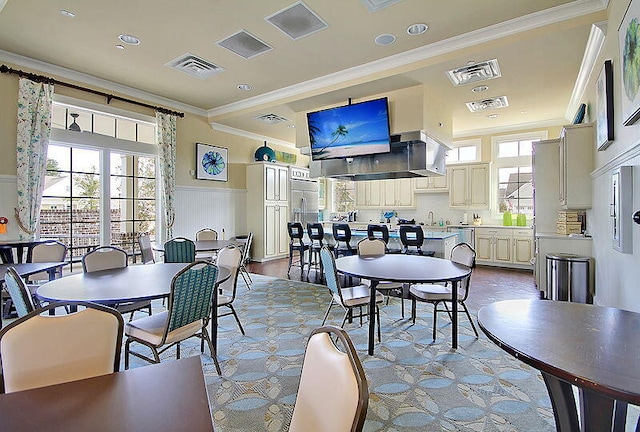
[
  {"x1": 195, "y1": 228, "x2": 218, "y2": 260},
  {"x1": 27, "y1": 240, "x2": 67, "y2": 283},
  {"x1": 410, "y1": 242, "x2": 478, "y2": 340},
  {"x1": 137, "y1": 233, "x2": 155, "y2": 264},
  {"x1": 320, "y1": 246, "x2": 383, "y2": 342},
  {"x1": 124, "y1": 261, "x2": 221, "y2": 374},
  {"x1": 4, "y1": 267, "x2": 37, "y2": 317},
  {"x1": 289, "y1": 325, "x2": 368, "y2": 432},
  {"x1": 0, "y1": 301, "x2": 124, "y2": 393},
  {"x1": 238, "y1": 232, "x2": 253, "y2": 288},
  {"x1": 83, "y1": 246, "x2": 152, "y2": 320},
  {"x1": 216, "y1": 245, "x2": 245, "y2": 335}
]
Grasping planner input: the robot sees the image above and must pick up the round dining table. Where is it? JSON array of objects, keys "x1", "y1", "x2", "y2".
[
  {"x1": 335, "y1": 254, "x2": 471, "y2": 354},
  {"x1": 37, "y1": 262, "x2": 231, "y2": 351},
  {"x1": 478, "y1": 299, "x2": 640, "y2": 432}
]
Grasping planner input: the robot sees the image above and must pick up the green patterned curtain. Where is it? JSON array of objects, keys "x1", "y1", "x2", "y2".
[
  {"x1": 156, "y1": 112, "x2": 177, "y2": 239},
  {"x1": 15, "y1": 78, "x2": 54, "y2": 238}
]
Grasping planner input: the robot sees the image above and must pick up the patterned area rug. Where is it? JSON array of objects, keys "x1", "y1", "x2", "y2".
[{"x1": 127, "y1": 274, "x2": 555, "y2": 432}]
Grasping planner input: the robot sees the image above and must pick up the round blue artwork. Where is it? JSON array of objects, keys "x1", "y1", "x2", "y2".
[
  {"x1": 254, "y1": 145, "x2": 275, "y2": 162},
  {"x1": 202, "y1": 151, "x2": 225, "y2": 175}
]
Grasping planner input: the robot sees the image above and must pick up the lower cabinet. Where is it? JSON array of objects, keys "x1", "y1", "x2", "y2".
[
  {"x1": 264, "y1": 204, "x2": 289, "y2": 258},
  {"x1": 475, "y1": 227, "x2": 533, "y2": 268}
]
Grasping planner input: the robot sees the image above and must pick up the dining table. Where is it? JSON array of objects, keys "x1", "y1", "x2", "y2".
[
  {"x1": 0, "y1": 356, "x2": 215, "y2": 431},
  {"x1": 478, "y1": 299, "x2": 640, "y2": 432},
  {"x1": 36, "y1": 262, "x2": 231, "y2": 352},
  {"x1": 335, "y1": 254, "x2": 471, "y2": 354},
  {"x1": 154, "y1": 239, "x2": 246, "y2": 254}
]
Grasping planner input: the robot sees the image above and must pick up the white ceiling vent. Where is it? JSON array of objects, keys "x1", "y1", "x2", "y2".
[
  {"x1": 266, "y1": 2, "x2": 328, "y2": 40},
  {"x1": 217, "y1": 30, "x2": 272, "y2": 59},
  {"x1": 465, "y1": 96, "x2": 509, "y2": 112},
  {"x1": 255, "y1": 113, "x2": 290, "y2": 124},
  {"x1": 360, "y1": 0, "x2": 404, "y2": 12},
  {"x1": 447, "y1": 59, "x2": 501, "y2": 86},
  {"x1": 165, "y1": 53, "x2": 225, "y2": 79}
]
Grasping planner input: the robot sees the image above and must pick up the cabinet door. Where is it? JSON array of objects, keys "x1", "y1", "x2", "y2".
[
  {"x1": 356, "y1": 181, "x2": 383, "y2": 207},
  {"x1": 276, "y1": 204, "x2": 289, "y2": 256},
  {"x1": 494, "y1": 235, "x2": 512, "y2": 263},
  {"x1": 414, "y1": 177, "x2": 431, "y2": 191},
  {"x1": 265, "y1": 204, "x2": 278, "y2": 256},
  {"x1": 475, "y1": 232, "x2": 493, "y2": 261},
  {"x1": 449, "y1": 166, "x2": 468, "y2": 207},
  {"x1": 277, "y1": 167, "x2": 288, "y2": 202},
  {"x1": 383, "y1": 180, "x2": 396, "y2": 207},
  {"x1": 396, "y1": 179, "x2": 413, "y2": 206},
  {"x1": 468, "y1": 164, "x2": 489, "y2": 208},
  {"x1": 355, "y1": 182, "x2": 368, "y2": 207},
  {"x1": 265, "y1": 165, "x2": 278, "y2": 201},
  {"x1": 431, "y1": 171, "x2": 448, "y2": 191},
  {"x1": 513, "y1": 236, "x2": 533, "y2": 265}
]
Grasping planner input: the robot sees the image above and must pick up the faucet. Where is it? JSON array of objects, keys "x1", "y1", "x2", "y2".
[{"x1": 428, "y1": 211, "x2": 434, "y2": 226}]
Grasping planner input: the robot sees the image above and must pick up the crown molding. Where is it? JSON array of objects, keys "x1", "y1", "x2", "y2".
[
  {"x1": 565, "y1": 21, "x2": 607, "y2": 121},
  {"x1": 453, "y1": 118, "x2": 566, "y2": 139},
  {"x1": 0, "y1": 49, "x2": 207, "y2": 117},
  {"x1": 209, "y1": 122, "x2": 295, "y2": 148},
  {"x1": 208, "y1": 0, "x2": 607, "y2": 117}
]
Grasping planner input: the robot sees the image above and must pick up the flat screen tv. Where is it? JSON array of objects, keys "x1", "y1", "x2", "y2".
[{"x1": 306, "y1": 97, "x2": 391, "y2": 161}]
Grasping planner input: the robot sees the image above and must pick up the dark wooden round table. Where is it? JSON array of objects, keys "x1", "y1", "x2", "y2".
[
  {"x1": 336, "y1": 254, "x2": 471, "y2": 354},
  {"x1": 478, "y1": 299, "x2": 640, "y2": 432}
]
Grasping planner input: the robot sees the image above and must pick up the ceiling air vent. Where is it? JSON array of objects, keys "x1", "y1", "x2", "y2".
[
  {"x1": 165, "y1": 53, "x2": 224, "y2": 79},
  {"x1": 217, "y1": 30, "x2": 272, "y2": 59},
  {"x1": 447, "y1": 59, "x2": 501, "y2": 86},
  {"x1": 359, "y1": 0, "x2": 404, "y2": 12},
  {"x1": 266, "y1": 2, "x2": 328, "y2": 40},
  {"x1": 255, "y1": 113, "x2": 290, "y2": 124},
  {"x1": 465, "y1": 96, "x2": 509, "y2": 112}
]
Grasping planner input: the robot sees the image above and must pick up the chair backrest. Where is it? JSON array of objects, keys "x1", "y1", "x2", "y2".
[
  {"x1": 165, "y1": 261, "x2": 218, "y2": 337},
  {"x1": 216, "y1": 245, "x2": 242, "y2": 299},
  {"x1": 82, "y1": 246, "x2": 128, "y2": 273},
  {"x1": 307, "y1": 223, "x2": 325, "y2": 244},
  {"x1": 29, "y1": 241, "x2": 67, "y2": 281},
  {"x1": 241, "y1": 232, "x2": 253, "y2": 264},
  {"x1": 289, "y1": 325, "x2": 369, "y2": 432},
  {"x1": 0, "y1": 301, "x2": 124, "y2": 393},
  {"x1": 450, "y1": 242, "x2": 476, "y2": 300},
  {"x1": 137, "y1": 234, "x2": 155, "y2": 264},
  {"x1": 4, "y1": 267, "x2": 35, "y2": 318},
  {"x1": 320, "y1": 246, "x2": 342, "y2": 301},
  {"x1": 357, "y1": 238, "x2": 386, "y2": 257},
  {"x1": 332, "y1": 223, "x2": 352, "y2": 243},
  {"x1": 196, "y1": 228, "x2": 218, "y2": 241},
  {"x1": 287, "y1": 222, "x2": 305, "y2": 244},
  {"x1": 367, "y1": 224, "x2": 389, "y2": 244},
  {"x1": 164, "y1": 237, "x2": 196, "y2": 263},
  {"x1": 399, "y1": 225, "x2": 424, "y2": 248}
]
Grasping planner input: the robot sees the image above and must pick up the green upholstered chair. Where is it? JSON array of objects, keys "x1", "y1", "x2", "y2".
[
  {"x1": 163, "y1": 237, "x2": 196, "y2": 263},
  {"x1": 124, "y1": 261, "x2": 221, "y2": 374},
  {"x1": 4, "y1": 267, "x2": 36, "y2": 318}
]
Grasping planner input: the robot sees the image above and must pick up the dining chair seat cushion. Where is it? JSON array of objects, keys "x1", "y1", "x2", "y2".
[
  {"x1": 339, "y1": 285, "x2": 384, "y2": 308},
  {"x1": 365, "y1": 280, "x2": 403, "y2": 291},
  {"x1": 410, "y1": 283, "x2": 464, "y2": 301},
  {"x1": 125, "y1": 311, "x2": 202, "y2": 346}
]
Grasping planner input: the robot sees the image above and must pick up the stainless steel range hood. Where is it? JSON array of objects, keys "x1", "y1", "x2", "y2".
[{"x1": 309, "y1": 130, "x2": 448, "y2": 181}]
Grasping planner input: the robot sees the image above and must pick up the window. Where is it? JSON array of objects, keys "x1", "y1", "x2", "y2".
[
  {"x1": 446, "y1": 138, "x2": 480, "y2": 164},
  {"x1": 492, "y1": 132, "x2": 546, "y2": 218}
]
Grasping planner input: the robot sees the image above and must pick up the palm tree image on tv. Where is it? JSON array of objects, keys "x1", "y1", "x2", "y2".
[{"x1": 314, "y1": 124, "x2": 349, "y2": 156}]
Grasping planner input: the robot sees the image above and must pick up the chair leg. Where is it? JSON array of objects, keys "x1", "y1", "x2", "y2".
[
  {"x1": 124, "y1": 338, "x2": 132, "y2": 370},
  {"x1": 201, "y1": 327, "x2": 222, "y2": 375},
  {"x1": 432, "y1": 301, "x2": 440, "y2": 341},
  {"x1": 461, "y1": 302, "x2": 479, "y2": 338},
  {"x1": 411, "y1": 298, "x2": 417, "y2": 324},
  {"x1": 322, "y1": 301, "x2": 334, "y2": 325},
  {"x1": 376, "y1": 305, "x2": 381, "y2": 343},
  {"x1": 287, "y1": 248, "x2": 293, "y2": 277},
  {"x1": 228, "y1": 304, "x2": 245, "y2": 335},
  {"x1": 298, "y1": 249, "x2": 306, "y2": 280},
  {"x1": 176, "y1": 342, "x2": 181, "y2": 359},
  {"x1": 340, "y1": 309, "x2": 350, "y2": 329}
]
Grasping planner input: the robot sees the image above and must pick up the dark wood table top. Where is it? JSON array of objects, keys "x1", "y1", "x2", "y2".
[
  {"x1": 0, "y1": 262, "x2": 66, "y2": 282},
  {"x1": 36, "y1": 263, "x2": 230, "y2": 304},
  {"x1": 478, "y1": 299, "x2": 640, "y2": 404},
  {"x1": 335, "y1": 254, "x2": 471, "y2": 283},
  {"x1": 0, "y1": 356, "x2": 215, "y2": 431}
]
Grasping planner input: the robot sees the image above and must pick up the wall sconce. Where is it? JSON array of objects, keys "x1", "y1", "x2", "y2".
[{"x1": 68, "y1": 113, "x2": 81, "y2": 132}]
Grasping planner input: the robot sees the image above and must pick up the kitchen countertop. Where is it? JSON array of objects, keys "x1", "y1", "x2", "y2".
[{"x1": 535, "y1": 232, "x2": 592, "y2": 240}]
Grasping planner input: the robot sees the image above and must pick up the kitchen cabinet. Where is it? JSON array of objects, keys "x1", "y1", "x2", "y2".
[
  {"x1": 382, "y1": 178, "x2": 414, "y2": 207},
  {"x1": 414, "y1": 170, "x2": 448, "y2": 193},
  {"x1": 559, "y1": 123, "x2": 593, "y2": 209},
  {"x1": 475, "y1": 227, "x2": 533, "y2": 268},
  {"x1": 449, "y1": 163, "x2": 490, "y2": 209},
  {"x1": 246, "y1": 162, "x2": 290, "y2": 261},
  {"x1": 356, "y1": 181, "x2": 383, "y2": 207}
]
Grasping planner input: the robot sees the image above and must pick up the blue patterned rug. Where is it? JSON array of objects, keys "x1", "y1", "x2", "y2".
[{"x1": 128, "y1": 274, "x2": 555, "y2": 431}]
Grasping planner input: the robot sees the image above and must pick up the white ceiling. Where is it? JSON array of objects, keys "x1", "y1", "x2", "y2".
[{"x1": 0, "y1": 0, "x2": 607, "y2": 146}]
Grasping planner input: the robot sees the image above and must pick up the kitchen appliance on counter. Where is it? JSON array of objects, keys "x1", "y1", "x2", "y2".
[{"x1": 290, "y1": 167, "x2": 319, "y2": 225}]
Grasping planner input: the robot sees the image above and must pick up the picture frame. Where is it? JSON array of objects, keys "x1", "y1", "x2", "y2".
[
  {"x1": 596, "y1": 60, "x2": 614, "y2": 150},
  {"x1": 619, "y1": 0, "x2": 640, "y2": 125},
  {"x1": 196, "y1": 143, "x2": 228, "y2": 181}
]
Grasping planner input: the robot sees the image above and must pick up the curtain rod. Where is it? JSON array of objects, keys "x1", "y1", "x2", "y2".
[{"x1": 0, "y1": 64, "x2": 184, "y2": 118}]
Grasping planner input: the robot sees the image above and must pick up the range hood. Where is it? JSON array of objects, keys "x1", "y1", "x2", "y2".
[{"x1": 309, "y1": 130, "x2": 448, "y2": 181}]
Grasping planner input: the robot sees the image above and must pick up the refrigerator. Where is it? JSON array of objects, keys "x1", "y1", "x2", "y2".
[{"x1": 289, "y1": 167, "x2": 319, "y2": 225}]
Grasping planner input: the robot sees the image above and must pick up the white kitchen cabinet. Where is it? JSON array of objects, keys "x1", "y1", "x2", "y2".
[
  {"x1": 382, "y1": 178, "x2": 414, "y2": 207},
  {"x1": 414, "y1": 171, "x2": 448, "y2": 193},
  {"x1": 513, "y1": 229, "x2": 534, "y2": 265},
  {"x1": 356, "y1": 181, "x2": 383, "y2": 208},
  {"x1": 475, "y1": 227, "x2": 533, "y2": 268},
  {"x1": 247, "y1": 162, "x2": 290, "y2": 261},
  {"x1": 559, "y1": 123, "x2": 593, "y2": 209},
  {"x1": 449, "y1": 163, "x2": 490, "y2": 209}
]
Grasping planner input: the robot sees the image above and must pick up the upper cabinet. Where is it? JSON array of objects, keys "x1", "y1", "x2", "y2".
[
  {"x1": 414, "y1": 170, "x2": 449, "y2": 193},
  {"x1": 355, "y1": 179, "x2": 414, "y2": 208},
  {"x1": 559, "y1": 123, "x2": 593, "y2": 209},
  {"x1": 264, "y1": 164, "x2": 288, "y2": 203},
  {"x1": 449, "y1": 163, "x2": 490, "y2": 209}
]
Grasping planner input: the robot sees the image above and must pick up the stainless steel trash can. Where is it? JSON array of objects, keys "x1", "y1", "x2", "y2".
[{"x1": 546, "y1": 253, "x2": 592, "y2": 303}]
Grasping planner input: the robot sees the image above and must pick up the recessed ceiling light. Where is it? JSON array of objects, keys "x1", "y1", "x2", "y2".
[
  {"x1": 60, "y1": 10, "x2": 75, "y2": 18},
  {"x1": 472, "y1": 85, "x2": 489, "y2": 93},
  {"x1": 487, "y1": 114, "x2": 499, "y2": 119},
  {"x1": 118, "y1": 34, "x2": 140, "y2": 45},
  {"x1": 407, "y1": 23, "x2": 428, "y2": 35},
  {"x1": 287, "y1": 124, "x2": 295, "y2": 128},
  {"x1": 374, "y1": 34, "x2": 396, "y2": 46},
  {"x1": 116, "y1": 44, "x2": 125, "y2": 50},
  {"x1": 237, "y1": 84, "x2": 252, "y2": 91}
]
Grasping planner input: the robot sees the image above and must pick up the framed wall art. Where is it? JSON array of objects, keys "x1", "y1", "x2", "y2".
[
  {"x1": 596, "y1": 59, "x2": 614, "y2": 150},
  {"x1": 196, "y1": 143, "x2": 228, "y2": 181},
  {"x1": 619, "y1": 0, "x2": 640, "y2": 125}
]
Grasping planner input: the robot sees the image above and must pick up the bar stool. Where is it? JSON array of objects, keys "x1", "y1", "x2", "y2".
[
  {"x1": 399, "y1": 225, "x2": 435, "y2": 256},
  {"x1": 287, "y1": 222, "x2": 309, "y2": 279},
  {"x1": 307, "y1": 222, "x2": 331, "y2": 280},
  {"x1": 332, "y1": 223, "x2": 355, "y2": 258},
  {"x1": 367, "y1": 224, "x2": 402, "y2": 254}
]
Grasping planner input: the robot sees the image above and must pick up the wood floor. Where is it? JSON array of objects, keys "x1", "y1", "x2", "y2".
[{"x1": 246, "y1": 257, "x2": 540, "y2": 312}]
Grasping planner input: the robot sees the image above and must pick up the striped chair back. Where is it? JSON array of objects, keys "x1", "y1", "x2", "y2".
[
  {"x1": 164, "y1": 237, "x2": 196, "y2": 263},
  {"x1": 166, "y1": 262, "x2": 218, "y2": 333},
  {"x1": 4, "y1": 267, "x2": 35, "y2": 318}
]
